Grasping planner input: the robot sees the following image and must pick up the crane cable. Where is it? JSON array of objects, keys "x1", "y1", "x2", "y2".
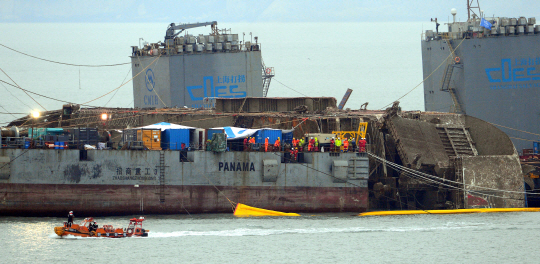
[{"x1": 0, "y1": 43, "x2": 130, "y2": 67}]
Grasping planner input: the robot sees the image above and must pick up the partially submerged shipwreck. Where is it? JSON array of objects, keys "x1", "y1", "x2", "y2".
[{"x1": 0, "y1": 97, "x2": 524, "y2": 216}]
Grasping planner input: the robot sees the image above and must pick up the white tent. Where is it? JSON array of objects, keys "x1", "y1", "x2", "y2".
[
  {"x1": 210, "y1": 126, "x2": 259, "y2": 139},
  {"x1": 134, "y1": 122, "x2": 197, "y2": 131}
]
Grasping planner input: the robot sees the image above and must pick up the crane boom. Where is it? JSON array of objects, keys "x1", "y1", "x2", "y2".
[{"x1": 165, "y1": 21, "x2": 218, "y2": 41}]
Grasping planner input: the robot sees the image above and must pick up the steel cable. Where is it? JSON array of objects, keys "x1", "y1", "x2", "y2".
[{"x1": 0, "y1": 43, "x2": 130, "y2": 67}]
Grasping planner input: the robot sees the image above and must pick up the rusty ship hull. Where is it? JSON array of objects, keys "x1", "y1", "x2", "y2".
[{"x1": 0, "y1": 149, "x2": 368, "y2": 216}]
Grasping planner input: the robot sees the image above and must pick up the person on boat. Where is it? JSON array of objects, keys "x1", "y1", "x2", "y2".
[
  {"x1": 299, "y1": 138, "x2": 305, "y2": 152},
  {"x1": 67, "y1": 211, "x2": 74, "y2": 227},
  {"x1": 88, "y1": 221, "x2": 96, "y2": 232},
  {"x1": 330, "y1": 137, "x2": 335, "y2": 152},
  {"x1": 243, "y1": 137, "x2": 248, "y2": 151},
  {"x1": 314, "y1": 137, "x2": 319, "y2": 152},
  {"x1": 264, "y1": 137, "x2": 269, "y2": 152},
  {"x1": 343, "y1": 138, "x2": 349, "y2": 152}
]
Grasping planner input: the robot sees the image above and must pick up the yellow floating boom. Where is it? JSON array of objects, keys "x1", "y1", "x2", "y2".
[
  {"x1": 359, "y1": 207, "x2": 540, "y2": 216},
  {"x1": 234, "y1": 203, "x2": 300, "y2": 217}
]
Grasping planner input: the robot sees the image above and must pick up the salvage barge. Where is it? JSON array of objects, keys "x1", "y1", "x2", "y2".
[
  {"x1": 0, "y1": 98, "x2": 524, "y2": 216},
  {"x1": 0, "y1": 20, "x2": 526, "y2": 216}
]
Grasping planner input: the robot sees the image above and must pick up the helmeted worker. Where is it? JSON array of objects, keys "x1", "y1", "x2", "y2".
[
  {"x1": 274, "y1": 137, "x2": 281, "y2": 151},
  {"x1": 330, "y1": 137, "x2": 335, "y2": 152},
  {"x1": 265, "y1": 137, "x2": 269, "y2": 152},
  {"x1": 249, "y1": 137, "x2": 255, "y2": 151},
  {"x1": 243, "y1": 137, "x2": 249, "y2": 151},
  {"x1": 299, "y1": 138, "x2": 305, "y2": 152},
  {"x1": 335, "y1": 137, "x2": 342, "y2": 152},
  {"x1": 293, "y1": 147, "x2": 298, "y2": 162},
  {"x1": 343, "y1": 138, "x2": 349, "y2": 152},
  {"x1": 358, "y1": 138, "x2": 367, "y2": 152},
  {"x1": 308, "y1": 137, "x2": 314, "y2": 152},
  {"x1": 89, "y1": 221, "x2": 98, "y2": 232},
  {"x1": 314, "y1": 137, "x2": 319, "y2": 152},
  {"x1": 67, "y1": 211, "x2": 74, "y2": 227},
  {"x1": 350, "y1": 138, "x2": 356, "y2": 152}
]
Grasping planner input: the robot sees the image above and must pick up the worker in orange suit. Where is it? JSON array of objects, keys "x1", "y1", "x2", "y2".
[
  {"x1": 249, "y1": 137, "x2": 255, "y2": 151},
  {"x1": 265, "y1": 137, "x2": 269, "y2": 152},
  {"x1": 343, "y1": 138, "x2": 349, "y2": 152},
  {"x1": 292, "y1": 137, "x2": 297, "y2": 148},
  {"x1": 274, "y1": 137, "x2": 281, "y2": 151},
  {"x1": 308, "y1": 137, "x2": 314, "y2": 152}
]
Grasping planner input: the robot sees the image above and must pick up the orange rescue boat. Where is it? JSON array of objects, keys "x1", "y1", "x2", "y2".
[{"x1": 54, "y1": 216, "x2": 149, "y2": 238}]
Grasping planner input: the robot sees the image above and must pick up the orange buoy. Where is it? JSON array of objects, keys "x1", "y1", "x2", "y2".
[
  {"x1": 265, "y1": 68, "x2": 271, "y2": 74},
  {"x1": 454, "y1": 56, "x2": 461, "y2": 63}
]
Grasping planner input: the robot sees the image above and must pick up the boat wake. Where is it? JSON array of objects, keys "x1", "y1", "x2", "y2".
[{"x1": 149, "y1": 223, "x2": 484, "y2": 238}]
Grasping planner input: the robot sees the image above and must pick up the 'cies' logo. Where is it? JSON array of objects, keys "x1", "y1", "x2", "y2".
[
  {"x1": 188, "y1": 76, "x2": 246, "y2": 101},
  {"x1": 145, "y1": 69, "x2": 155, "y2": 92},
  {"x1": 486, "y1": 58, "x2": 540, "y2": 90}
]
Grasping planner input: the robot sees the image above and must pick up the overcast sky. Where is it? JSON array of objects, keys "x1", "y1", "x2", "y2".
[{"x1": 1, "y1": 0, "x2": 540, "y2": 23}]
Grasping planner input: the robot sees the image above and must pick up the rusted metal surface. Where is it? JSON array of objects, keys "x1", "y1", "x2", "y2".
[{"x1": 0, "y1": 184, "x2": 367, "y2": 216}]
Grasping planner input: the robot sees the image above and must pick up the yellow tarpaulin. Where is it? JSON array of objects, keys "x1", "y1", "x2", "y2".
[
  {"x1": 234, "y1": 203, "x2": 300, "y2": 217},
  {"x1": 359, "y1": 207, "x2": 540, "y2": 216}
]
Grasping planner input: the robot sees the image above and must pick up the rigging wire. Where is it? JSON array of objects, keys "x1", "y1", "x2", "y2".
[
  {"x1": 81, "y1": 54, "x2": 162, "y2": 105},
  {"x1": 0, "y1": 43, "x2": 130, "y2": 67},
  {"x1": 272, "y1": 78, "x2": 308, "y2": 97},
  {"x1": 489, "y1": 122, "x2": 540, "y2": 138},
  {"x1": 367, "y1": 151, "x2": 534, "y2": 197},
  {"x1": 104, "y1": 67, "x2": 132, "y2": 107},
  {"x1": 0, "y1": 81, "x2": 32, "y2": 110},
  {"x1": 0, "y1": 53, "x2": 160, "y2": 109},
  {"x1": 0, "y1": 79, "x2": 98, "y2": 107},
  {"x1": 270, "y1": 151, "x2": 429, "y2": 211},
  {"x1": 379, "y1": 37, "x2": 467, "y2": 110},
  {"x1": 0, "y1": 67, "x2": 47, "y2": 111}
]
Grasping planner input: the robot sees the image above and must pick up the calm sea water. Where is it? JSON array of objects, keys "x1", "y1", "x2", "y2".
[
  {"x1": 2, "y1": 212, "x2": 539, "y2": 263},
  {"x1": 0, "y1": 22, "x2": 425, "y2": 125}
]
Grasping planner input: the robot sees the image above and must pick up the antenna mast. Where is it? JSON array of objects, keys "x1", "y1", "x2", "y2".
[{"x1": 467, "y1": 0, "x2": 481, "y2": 21}]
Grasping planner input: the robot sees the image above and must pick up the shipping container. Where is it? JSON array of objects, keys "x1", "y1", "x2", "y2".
[
  {"x1": 67, "y1": 128, "x2": 99, "y2": 149},
  {"x1": 122, "y1": 129, "x2": 138, "y2": 143},
  {"x1": 282, "y1": 130, "x2": 294, "y2": 145},
  {"x1": 137, "y1": 129, "x2": 162, "y2": 150},
  {"x1": 29, "y1": 128, "x2": 65, "y2": 139},
  {"x1": 254, "y1": 129, "x2": 282, "y2": 144},
  {"x1": 162, "y1": 129, "x2": 191, "y2": 150}
]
